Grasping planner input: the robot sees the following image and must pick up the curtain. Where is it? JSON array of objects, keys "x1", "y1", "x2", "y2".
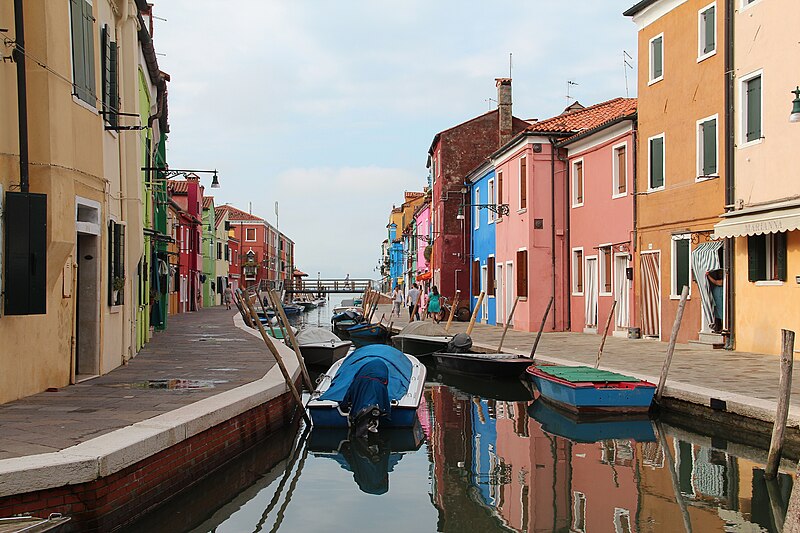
[
  {"x1": 691, "y1": 241, "x2": 723, "y2": 332},
  {"x1": 585, "y1": 259, "x2": 597, "y2": 327},
  {"x1": 640, "y1": 253, "x2": 660, "y2": 337},
  {"x1": 614, "y1": 256, "x2": 629, "y2": 328}
]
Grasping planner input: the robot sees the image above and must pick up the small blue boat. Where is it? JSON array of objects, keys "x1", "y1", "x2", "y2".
[
  {"x1": 527, "y1": 399, "x2": 656, "y2": 443},
  {"x1": 308, "y1": 345, "x2": 426, "y2": 432},
  {"x1": 526, "y1": 365, "x2": 656, "y2": 414},
  {"x1": 346, "y1": 322, "x2": 389, "y2": 348}
]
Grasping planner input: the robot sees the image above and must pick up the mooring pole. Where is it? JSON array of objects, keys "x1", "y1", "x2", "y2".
[
  {"x1": 466, "y1": 292, "x2": 485, "y2": 336},
  {"x1": 268, "y1": 289, "x2": 313, "y2": 392},
  {"x1": 445, "y1": 290, "x2": 461, "y2": 332},
  {"x1": 766, "y1": 329, "x2": 795, "y2": 479},
  {"x1": 655, "y1": 285, "x2": 689, "y2": 403},
  {"x1": 530, "y1": 296, "x2": 554, "y2": 359},
  {"x1": 595, "y1": 300, "x2": 618, "y2": 368},
  {"x1": 655, "y1": 420, "x2": 693, "y2": 533},
  {"x1": 496, "y1": 296, "x2": 520, "y2": 353}
]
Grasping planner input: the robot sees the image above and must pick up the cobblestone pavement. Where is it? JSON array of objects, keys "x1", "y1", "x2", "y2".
[
  {"x1": 377, "y1": 303, "x2": 795, "y2": 407},
  {"x1": 0, "y1": 308, "x2": 276, "y2": 460}
]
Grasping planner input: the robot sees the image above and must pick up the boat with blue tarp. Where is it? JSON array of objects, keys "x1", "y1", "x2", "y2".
[
  {"x1": 527, "y1": 397, "x2": 656, "y2": 442},
  {"x1": 307, "y1": 345, "x2": 426, "y2": 434},
  {"x1": 526, "y1": 365, "x2": 656, "y2": 414}
]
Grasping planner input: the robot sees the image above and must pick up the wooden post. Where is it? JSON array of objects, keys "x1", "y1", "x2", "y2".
[
  {"x1": 655, "y1": 285, "x2": 689, "y2": 403},
  {"x1": 655, "y1": 420, "x2": 694, "y2": 533},
  {"x1": 241, "y1": 294, "x2": 311, "y2": 426},
  {"x1": 234, "y1": 289, "x2": 255, "y2": 328},
  {"x1": 766, "y1": 329, "x2": 796, "y2": 479},
  {"x1": 595, "y1": 300, "x2": 618, "y2": 369},
  {"x1": 496, "y1": 296, "x2": 520, "y2": 354},
  {"x1": 445, "y1": 290, "x2": 461, "y2": 332},
  {"x1": 530, "y1": 296, "x2": 554, "y2": 359},
  {"x1": 466, "y1": 292, "x2": 485, "y2": 336},
  {"x1": 267, "y1": 289, "x2": 313, "y2": 392},
  {"x1": 255, "y1": 289, "x2": 281, "y2": 339}
]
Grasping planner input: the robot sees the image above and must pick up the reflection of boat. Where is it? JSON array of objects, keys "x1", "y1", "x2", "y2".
[
  {"x1": 346, "y1": 322, "x2": 390, "y2": 348},
  {"x1": 308, "y1": 423, "x2": 425, "y2": 495},
  {"x1": 434, "y1": 369, "x2": 534, "y2": 401},
  {"x1": 296, "y1": 327, "x2": 352, "y2": 368},
  {"x1": 0, "y1": 514, "x2": 71, "y2": 531},
  {"x1": 526, "y1": 365, "x2": 656, "y2": 414},
  {"x1": 308, "y1": 345, "x2": 426, "y2": 432},
  {"x1": 527, "y1": 398, "x2": 656, "y2": 443},
  {"x1": 391, "y1": 321, "x2": 452, "y2": 358}
]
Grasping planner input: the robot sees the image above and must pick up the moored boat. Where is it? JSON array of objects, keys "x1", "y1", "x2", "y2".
[
  {"x1": 265, "y1": 325, "x2": 298, "y2": 340},
  {"x1": 526, "y1": 365, "x2": 656, "y2": 414},
  {"x1": 346, "y1": 322, "x2": 390, "y2": 348},
  {"x1": 296, "y1": 327, "x2": 352, "y2": 368},
  {"x1": 390, "y1": 321, "x2": 452, "y2": 358},
  {"x1": 307, "y1": 345, "x2": 426, "y2": 434},
  {"x1": 331, "y1": 310, "x2": 364, "y2": 340},
  {"x1": 430, "y1": 333, "x2": 533, "y2": 378}
]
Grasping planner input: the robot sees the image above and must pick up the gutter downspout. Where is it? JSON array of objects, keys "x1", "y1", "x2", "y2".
[
  {"x1": 556, "y1": 145, "x2": 571, "y2": 331},
  {"x1": 724, "y1": 0, "x2": 735, "y2": 350},
  {"x1": 632, "y1": 120, "x2": 639, "y2": 330},
  {"x1": 13, "y1": 0, "x2": 29, "y2": 193},
  {"x1": 549, "y1": 137, "x2": 557, "y2": 330}
]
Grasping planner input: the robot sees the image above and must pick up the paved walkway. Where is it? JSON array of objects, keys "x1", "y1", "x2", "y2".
[
  {"x1": 377, "y1": 303, "x2": 799, "y2": 419},
  {"x1": 0, "y1": 308, "x2": 276, "y2": 460}
]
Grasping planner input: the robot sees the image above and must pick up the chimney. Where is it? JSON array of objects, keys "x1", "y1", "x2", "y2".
[{"x1": 496, "y1": 78, "x2": 512, "y2": 146}]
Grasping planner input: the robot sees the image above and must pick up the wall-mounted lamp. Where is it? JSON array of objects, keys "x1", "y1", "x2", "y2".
[
  {"x1": 142, "y1": 167, "x2": 221, "y2": 188},
  {"x1": 456, "y1": 203, "x2": 510, "y2": 220},
  {"x1": 790, "y1": 87, "x2": 800, "y2": 123}
]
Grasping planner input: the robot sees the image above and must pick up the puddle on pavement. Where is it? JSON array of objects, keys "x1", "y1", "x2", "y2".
[{"x1": 128, "y1": 379, "x2": 228, "y2": 390}]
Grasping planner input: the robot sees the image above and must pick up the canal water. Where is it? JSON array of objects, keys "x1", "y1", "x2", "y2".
[{"x1": 124, "y1": 296, "x2": 796, "y2": 532}]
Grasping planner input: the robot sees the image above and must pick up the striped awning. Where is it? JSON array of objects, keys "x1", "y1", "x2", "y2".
[{"x1": 713, "y1": 200, "x2": 800, "y2": 239}]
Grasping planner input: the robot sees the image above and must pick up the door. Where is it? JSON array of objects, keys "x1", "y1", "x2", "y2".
[
  {"x1": 585, "y1": 257, "x2": 598, "y2": 330},
  {"x1": 506, "y1": 262, "x2": 514, "y2": 326},
  {"x1": 614, "y1": 254, "x2": 630, "y2": 331},
  {"x1": 640, "y1": 251, "x2": 661, "y2": 338},
  {"x1": 496, "y1": 264, "x2": 504, "y2": 324},
  {"x1": 480, "y1": 265, "x2": 488, "y2": 323},
  {"x1": 76, "y1": 233, "x2": 100, "y2": 378}
]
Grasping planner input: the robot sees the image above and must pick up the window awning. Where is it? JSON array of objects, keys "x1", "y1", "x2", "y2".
[
  {"x1": 713, "y1": 200, "x2": 800, "y2": 239},
  {"x1": 416, "y1": 271, "x2": 432, "y2": 281}
]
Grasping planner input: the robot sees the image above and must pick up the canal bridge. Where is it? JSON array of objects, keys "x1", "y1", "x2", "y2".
[{"x1": 283, "y1": 278, "x2": 373, "y2": 294}]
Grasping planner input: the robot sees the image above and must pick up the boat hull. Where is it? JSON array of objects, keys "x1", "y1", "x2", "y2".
[
  {"x1": 527, "y1": 366, "x2": 656, "y2": 414},
  {"x1": 299, "y1": 342, "x2": 351, "y2": 368},
  {"x1": 347, "y1": 323, "x2": 389, "y2": 348},
  {"x1": 391, "y1": 334, "x2": 451, "y2": 358},
  {"x1": 433, "y1": 352, "x2": 533, "y2": 378},
  {"x1": 527, "y1": 399, "x2": 656, "y2": 442}
]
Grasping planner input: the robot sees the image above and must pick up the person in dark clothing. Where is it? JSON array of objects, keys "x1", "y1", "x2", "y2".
[{"x1": 706, "y1": 269, "x2": 724, "y2": 333}]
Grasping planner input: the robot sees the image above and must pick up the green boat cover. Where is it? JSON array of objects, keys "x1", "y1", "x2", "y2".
[{"x1": 536, "y1": 365, "x2": 639, "y2": 383}]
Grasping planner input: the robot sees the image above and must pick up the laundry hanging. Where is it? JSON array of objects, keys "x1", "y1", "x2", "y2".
[{"x1": 690, "y1": 241, "x2": 723, "y2": 332}]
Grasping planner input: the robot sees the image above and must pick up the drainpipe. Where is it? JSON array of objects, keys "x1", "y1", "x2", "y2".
[
  {"x1": 724, "y1": 0, "x2": 735, "y2": 349},
  {"x1": 556, "y1": 145, "x2": 571, "y2": 331},
  {"x1": 13, "y1": 0, "x2": 29, "y2": 193},
  {"x1": 549, "y1": 137, "x2": 557, "y2": 330}
]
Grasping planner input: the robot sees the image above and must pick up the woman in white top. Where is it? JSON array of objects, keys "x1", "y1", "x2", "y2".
[{"x1": 391, "y1": 286, "x2": 404, "y2": 317}]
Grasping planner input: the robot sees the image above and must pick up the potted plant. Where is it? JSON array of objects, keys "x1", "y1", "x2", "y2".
[{"x1": 112, "y1": 276, "x2": 125, "y2": 303}]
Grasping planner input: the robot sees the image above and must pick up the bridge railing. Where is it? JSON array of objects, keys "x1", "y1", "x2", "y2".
[{"x1": 285, "y1": 278, "x2": 373, "y2": 294}]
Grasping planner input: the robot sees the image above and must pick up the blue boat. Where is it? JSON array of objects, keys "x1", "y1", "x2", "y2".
[
  {"x1": 307, "y1": 345, "x2": 426, "y2": 431},
  {"x1": 527, "y1": 398, "x2": 656, "y2": 443},
  {"x1": 526, "y1": 365, "x2": 656, "y2": 414},
  {"x1": 346, "y1": 322, "x2": 390, "y2": 348}
]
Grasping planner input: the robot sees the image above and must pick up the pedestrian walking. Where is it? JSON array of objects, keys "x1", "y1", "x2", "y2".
[
  {"x1": 391, "y1": 286, "x2": 404, "y2": 318},
  {"x1": 427, "y1": 285, "x2": 442, "y2": 323},
  {"x1": 223, "y1": 284, "x2": 233, "y2": 310},
  {"x1": 407, "y1": 284, "x2": 421, "y2": 321}
]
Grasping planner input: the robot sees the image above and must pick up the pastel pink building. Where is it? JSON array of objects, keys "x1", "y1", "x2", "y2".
[
  {"x1": 559, "y1": 102, "x2": 637, "y2": 335},
  {"x1": 491, "y1": 99, "x2": 637, "y2": 333},
  {"x1": 414, "y1": 202, "x2": 431, "y2": 279}
]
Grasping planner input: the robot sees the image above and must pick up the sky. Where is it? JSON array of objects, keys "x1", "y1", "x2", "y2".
[{"x1": 154, "y1": 1, "x2": 638, "y2": 279}]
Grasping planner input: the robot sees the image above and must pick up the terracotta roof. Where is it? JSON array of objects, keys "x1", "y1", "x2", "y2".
[
  {"x1": 167, "y1": 179, "x2": 189, "y2": 194},
  {"x1": 202, "y1": 196, "x2": 214, "y2": 210},
  {"x1": 214, "y1": 206, "x2": 227, "y2": 227},
  {"x1": 218, "y1": 204, "x2": 265, "y2": 222},
  {"x1": 524, "y1": 98, "x2": 637, "y2": 136}
]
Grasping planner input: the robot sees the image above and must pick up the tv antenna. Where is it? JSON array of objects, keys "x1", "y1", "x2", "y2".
[
  {"x1": 623, "y1": 50, "x2": 634, "y2": 97},
  {"x1": 566, "y1": 80, "x2": 579, "y2": 107}
]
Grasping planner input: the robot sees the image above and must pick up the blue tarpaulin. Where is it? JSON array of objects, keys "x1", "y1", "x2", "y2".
[{"x1": 319, "y1": 345, "x2": 412, "y2": 402}]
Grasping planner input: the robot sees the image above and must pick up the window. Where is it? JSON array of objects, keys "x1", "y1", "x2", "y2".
[
  {"x1": 516, "y1": 249, "x2": 528, "y2": 297},
  {"x1": 697, "y1": 115, "x2": 718, "y2": 178},
  {"x1": 742, "y1": 73, "x2": 762, "y2": 144},
  {"x1": 497, "y1": 171, "x2": 504, "y2": 219},
  {"x1": 70, "y1": 0, "x2": 96, "y2": 105},
  {"x1": 245, "y1": 227, "x2": 256, "y2": 241},
  {"x1": 108, "y1": 220, "x2": 125, "y2": 306},
  {"x1": 474, "y1": 188, "x2": 480, "y2": 230},
  {"x1": 572, "y1": 492, "x2": 587, "y2": 533},
  {"x1": 100, "y1": 24, "x2": 119, "y2": 126},
  {"x1": 572, "y1": 249, "x2": 584, "y2": 294},
  {"x1": 600, "y1": 245, "x2": 612, "y2": 294},
  {"x1": 748, "y1": 232, "x2": 787, "y2": 282},
  {"x1": 614, "y1": 509, "x2": 632, "y2": 533},
  {"x1": 671, "y1": 234, "x2": 691, "y2": 297},
  {"x1": 610, "y1": 144, "x2": 626, "y2": 197},
  {"x1": 649, "y1": 134, "x2": 665, "y2": 190},
  {"x1": 217, "y1": 242, "x2": 222, "y2": 260},
  {"x1": 519, "y1": 157, "x2": 527, "y2": 210},
  {"x1": 225, "y1": 244, "x2": 230, "y2": 261},
  {"x1": 572, "y1": 160, "x2": 584, "y2": 206},
  {"x1": 698, "y1": 4, "x2": 716, "y2": 60},
  {"x1": 649, "y1": 34, "x2": 664, "y2": 84},
  {"x1": 488, "y1": 179, "x2": 495, "y2": 223}
]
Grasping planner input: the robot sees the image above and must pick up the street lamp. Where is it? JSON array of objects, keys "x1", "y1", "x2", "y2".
[
  {"x1": 790, "y1": 87, "x2": 800, "y2": 123},
  {"x1": 455, "y1": 202, "x2": 510, "y2": 220},
  {"x1": 142, "y1": 167, "x2": 221, "y2": 188}
]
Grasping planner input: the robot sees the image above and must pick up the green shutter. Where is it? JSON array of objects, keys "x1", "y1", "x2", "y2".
[
  {"x1": 650, "y1": 137, "x2": 664, "y2": 189},
  {"x1": 703, "y1": 7, "x2": 715, "y2": 54},
  {"x1": 100, "y1": 25, "x2": 109, "y2": 115},
  {"x1": 675, "y1": 239, "x2": 690, "y2": 295},
  {"x1": 775, "y1": 232, "x2": 787, "y2": 281},
  {"x1": 81, "y1": 0, "x2": 96, "y2": 103},
  {"x1": 746, "y1": 77, "x2": 762, "y2": 142},
  {"x1": 652, "y1": 36, "x2": 663, "y2": 79},
  {"x1": 109, "y1": 42, "x2": 119, "y2": 127},
  {"x1": 702, "y1": 119, "x2": 717, "y2": 176},
  {"x1": 747, "y1": 234, "x2": 766, "y2": 281},
  {"x1": 70, "y1": 0, "x2": 86, "y2": 101}
]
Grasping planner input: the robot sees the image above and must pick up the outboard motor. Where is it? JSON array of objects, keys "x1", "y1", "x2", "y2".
[
  {"x1": 340, "y1": 359, "x2": 391, "y2": 438},
  {"x1": 446, "y1": 333, "x2": 472, "y2": 353}
]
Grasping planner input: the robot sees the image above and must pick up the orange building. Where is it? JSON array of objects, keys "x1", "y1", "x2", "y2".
[{"x1": 625, "y1": 0, "x2": 728, "y2": 345}]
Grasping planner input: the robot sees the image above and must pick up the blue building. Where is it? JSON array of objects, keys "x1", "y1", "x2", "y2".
[
  {"x1": 467, "y1": 161, "x2": 496, "y2": 325},
  {"x1": 388, "y1": 222, "x2": 404, "y2": 290}
]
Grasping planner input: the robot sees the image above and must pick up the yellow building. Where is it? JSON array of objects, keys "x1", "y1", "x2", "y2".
[
  {"x1": 0, "y1": 0, "x2": 166, "y2": 402},
  {"x1": 711, "y1": 0, "x2": 800, "y2": 355},
  {"x1": 625, "y1": 0, "x2": 727, "y2": 346}
]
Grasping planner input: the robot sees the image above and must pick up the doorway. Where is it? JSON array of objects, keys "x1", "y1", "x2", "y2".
[
  {"x1": 75, "y1": 233, "x2": 100, "y2": 379},
  {"x1": 480, "y1": 265, "x2": 488, "y2": 323},
  {"x1": 640, "y1": 251, "x2": 661, "y2": 338},
  {"x1": 496, "y1": 264, "x2": 504, "y2": 324},
  {"x1": 614, "y1": 254, "x2": 630, "y2": 333},
  {"x1": 585, "y1": 257, "x2": 598, "y2": 331}
]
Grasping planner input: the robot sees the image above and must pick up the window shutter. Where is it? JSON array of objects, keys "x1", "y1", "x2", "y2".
[
  {"x1": 100, "y1": 25, "x2": 110, "y2": 114},
  {"x1": 81, "y1": 0, "x2": 96, "y2": 102},
  {"x1": 516, "y1": 250, "x2": 528, "y2": 297},
  {"x1": 520, "y1": 158, "x2": 527, "y2": 209},
  {"x1": 70, "y1": 0, "x2": 87, "y2": 101},
  {"x1": 576, "y1": 251, "x2": 583, "y2": 292},
  {"x1": 703, "y1": 7, "x2": 715, "y2": 53},
  {"x1": 675, "y1": 239, "x2": 690, "y2": 295},
  {"x1": 775, "y1": 232, "x2": 788, "y2": 281},
  {"x1": 652, "y1": 37, "x2": 663, "y2": 79},
  {"x1": 575, "y1": 163, "x2": 583, "y2": 203},
  {"x1": 617, "y1": 148, "x2": 626, "y2": 194},
  {"x1": 108, "y1": 221, "x2": 114, "y2": 305},
  {"x1": 487, "y1": 257, "x2": 496, "y2": 294},
  {"x1": 472, "y1": 260, "x2": 480, "y2": 296},
  {"x1": 747, "y1": 234, "x2": 766, "y2": 281},
  {"x1": 702, "y1": 119, "x2": 717, "y2": 176},
  {"x1": 109, "y1": 41, "x2": 119, "y2": 127},
  {"x1": 746, "y1": 77, "x2": 762, "y2": 142},
  {"x1": 650, "y1": 137, "x2": 664, "y2": 188}
]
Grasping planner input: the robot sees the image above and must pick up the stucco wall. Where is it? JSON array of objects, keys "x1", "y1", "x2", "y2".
[{"x1": 470, "y1": 169, "x2": 497, "y2": 324}]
